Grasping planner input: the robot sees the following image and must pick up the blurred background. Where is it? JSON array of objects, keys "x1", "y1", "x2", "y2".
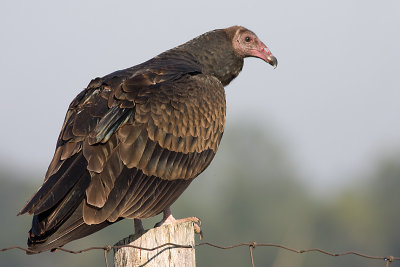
[{"x1": 1, "y1": 0, "x2": 399, "y2": 266}]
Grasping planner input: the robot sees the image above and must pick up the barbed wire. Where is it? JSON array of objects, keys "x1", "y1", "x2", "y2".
[{"x1": 1, "y1": 242, "x2": 398, "y2": 267}]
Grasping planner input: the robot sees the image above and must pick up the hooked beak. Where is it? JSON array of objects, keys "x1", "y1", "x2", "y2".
[
  {"x1": 265, "y1": 54, "x2": 278, "y2": 69},
  {"x1": 253, "y1": 41, "x2": 278, "y2": 69},
  {"x1": 265, "y1": 53, "x2": 278, "y2": 69}
]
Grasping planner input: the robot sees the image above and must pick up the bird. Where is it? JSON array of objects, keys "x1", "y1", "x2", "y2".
[{"x1": 18, "y1": 25, "x2": 277, "y2": 253}]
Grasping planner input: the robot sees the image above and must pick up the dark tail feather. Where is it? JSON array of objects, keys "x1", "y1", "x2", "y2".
[
  {"x1": 24, "y1": 156, "x2": 118, "y2": 254},
  {"x1": 19, "y1": 153, "x2": 85, "y2": 215},
  {"x1": 27, "y1": 202, "x2": 118, "y2": 254}
]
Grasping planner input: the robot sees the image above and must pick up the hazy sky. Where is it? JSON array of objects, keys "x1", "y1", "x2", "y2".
[{"x1": 1, "y1": 0, "x2": 399, "y2": 192}]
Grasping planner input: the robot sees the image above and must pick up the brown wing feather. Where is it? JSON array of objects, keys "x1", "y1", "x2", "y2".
[
  {"x1": 83, "y1": 73, "x2": 226, "y2": 223},
  {"x1": 20, "y1": 54, "x2": 226, "y2": 252}
]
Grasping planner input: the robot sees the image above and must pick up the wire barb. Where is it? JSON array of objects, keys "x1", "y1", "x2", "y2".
[
  {"x1": 249, "y1": 242, "x2": 256, "y2": 267},
  {"x1": 104, "y1": 249, "x2": 109, "y2": 267}
]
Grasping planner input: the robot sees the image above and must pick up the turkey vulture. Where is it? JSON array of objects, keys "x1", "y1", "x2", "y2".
[{"x1": 19, "y1": 26, "x2": 277, "y2": 253}]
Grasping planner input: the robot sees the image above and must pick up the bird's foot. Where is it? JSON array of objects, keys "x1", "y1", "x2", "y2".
[
  {"x1": 154, "y1": 208, "x2": 203, "y2": 239},
  {"x1": 134, "y1": 218, "x2": 145, "y2": 235}
]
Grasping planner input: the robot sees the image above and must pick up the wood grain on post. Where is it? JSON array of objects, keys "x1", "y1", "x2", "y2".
[{"x1": 113, "y1": 221, "x2": 196, "y2": 267}]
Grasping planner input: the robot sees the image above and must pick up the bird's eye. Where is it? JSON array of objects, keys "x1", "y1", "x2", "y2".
[{"x1": 245, "y1": 36, "x2": 251, "y2": 42}]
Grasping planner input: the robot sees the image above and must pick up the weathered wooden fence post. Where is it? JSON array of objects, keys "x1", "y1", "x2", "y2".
[{"x1": 113, "y1": 221, "x2": 196, "y2": 267}]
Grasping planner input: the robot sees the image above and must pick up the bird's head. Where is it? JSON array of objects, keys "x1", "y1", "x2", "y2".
[
  {"x1": 228, "y1": 26, "x2": 278, "y2": 69},
  {"x1": 175, "y1": 25, "x2": 277, "y2": 86}
]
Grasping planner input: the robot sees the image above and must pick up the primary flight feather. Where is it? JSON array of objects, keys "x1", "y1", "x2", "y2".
[{"x1": 19, "y1": 25, "x2": 277, "y2": 253}]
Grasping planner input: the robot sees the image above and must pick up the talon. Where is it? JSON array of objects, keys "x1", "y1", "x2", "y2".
[
  {"x1": 154, "y1": 208, "x2": 203, "y2": 238},
  {"x1": 185, "y1": 216, "x2": 201, "y2": 225},
  {"x1": 193, "y1": 223, "x2": 203, "y2": 240}
]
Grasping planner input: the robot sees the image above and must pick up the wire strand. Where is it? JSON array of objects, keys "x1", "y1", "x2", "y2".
[{"x1": 0, "y1": 242, "x2": 398, "y2": 267}]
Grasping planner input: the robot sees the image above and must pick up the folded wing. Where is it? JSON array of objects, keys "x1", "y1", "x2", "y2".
[{"x1": 19, "y1": 53, "x2": 226, "y2": 252}]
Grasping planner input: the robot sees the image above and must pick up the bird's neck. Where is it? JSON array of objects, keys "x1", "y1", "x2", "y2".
[{"x1": 176, "y1": 30, "x2": 244, "y2": 86}]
